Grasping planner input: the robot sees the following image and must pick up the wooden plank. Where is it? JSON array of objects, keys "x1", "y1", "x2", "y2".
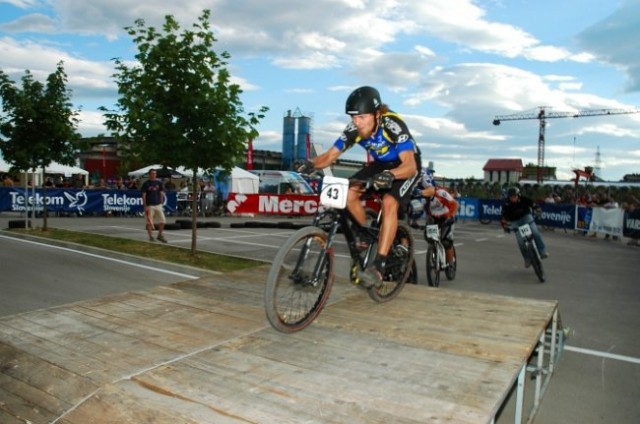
[
  {"x1": 0, "y1": 320, "x2": 131, "y2": 383},
  {"x1": 316, "y1": 286, "x2": 557, "y2": 363},
  {"x1": 0, "y1": 377, "x2": 63, "y2": 423},
  {"x1": 0, "y1": 343, "x2": 97, "y2": 412}
]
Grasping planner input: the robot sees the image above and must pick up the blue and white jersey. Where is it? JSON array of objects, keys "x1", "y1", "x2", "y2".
[{"x1": 333, "y1": 111, "x2": 418, "y2": 163}]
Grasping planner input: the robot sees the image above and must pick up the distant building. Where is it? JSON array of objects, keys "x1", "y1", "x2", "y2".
[
  {"x1": 623, "y1": 173, "x2": 640, "y2": 183},
  {"x1": 77, "y1": 136, "x2": 123, "y2": 182},
  {"x1": 482, "y1": 159, "x2": 523, "y2": 183},
  {"x1": 521, "y1": 163, "x2": 557, "y2": 181}
]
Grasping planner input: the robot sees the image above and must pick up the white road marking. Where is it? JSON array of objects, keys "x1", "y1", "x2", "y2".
[
  {"x1": 0, "y1": 234, "x2": 199, "y2": 279},
  {"x1": 564, "y1": 345, "x2": 640, "y2": 365}
]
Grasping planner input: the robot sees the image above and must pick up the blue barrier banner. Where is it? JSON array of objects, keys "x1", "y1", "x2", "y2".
[
  {"x1": 575, "y1": 206, "x2": 591, "y2": 232},
  {"x1": 623, "y1": 209, "x2": 640, "y2": 238},
  {"x1": 455, "y1": 198, "x2": 503, "y2": 221},
  {"x1": 456, "y1": 197, "x2": 480, "y2": 220},
  {"x1": 0, "y1": 187, "x2": 177, "y2": 214},
  {"x1": 478, "y1": 199, "x2": 503, "y2": 222},
  {"x1": 537, "y1": 203, "x2": 575, "y2": 229}
]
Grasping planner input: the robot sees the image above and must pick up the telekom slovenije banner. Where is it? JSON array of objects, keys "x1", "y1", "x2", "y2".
[{"x1": 0, "y1": 187, "x2": 177, "y2": 214}]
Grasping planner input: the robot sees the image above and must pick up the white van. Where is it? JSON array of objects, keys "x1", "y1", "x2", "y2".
[{"x1": 250, "y1": 170, "x2": 316, "y2": 195}]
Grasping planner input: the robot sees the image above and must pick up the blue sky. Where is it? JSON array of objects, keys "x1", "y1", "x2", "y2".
[{"x1": 1, "y1": 0, "x2": 639, "y2": 181}]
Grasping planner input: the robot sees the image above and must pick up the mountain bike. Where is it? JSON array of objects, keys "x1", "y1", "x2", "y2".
[
  {"x1": 423, "y1": 217, "x2": 457, "y2": 287},
  {"x1": 264, "y1": 176, "x2": 415, "y2": 333},
  {"x1": 506, "y1": 222, "x2": 545, "y2": 283}
]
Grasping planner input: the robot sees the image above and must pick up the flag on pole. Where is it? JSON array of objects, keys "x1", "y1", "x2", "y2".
[
  {"x1": 305, "y1": 133, "x2": 311, "y2": 160},
  {"x1": 247, "y1": 139, "x2": 254, "y2": 170}
]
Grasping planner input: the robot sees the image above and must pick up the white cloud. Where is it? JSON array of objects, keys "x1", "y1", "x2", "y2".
[
  {"x1": 576, "y1": 0, "x2": 640, "y2": 92},
  {"x1": 0, "y1": 13, "x2": 57, "y2": 33}
]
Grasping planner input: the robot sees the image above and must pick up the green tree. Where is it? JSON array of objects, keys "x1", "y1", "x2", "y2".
[
  {"x1": 0, "y1": 61, "x2": 81, "y2": 229},
  {"x1": 100, "y1": 9, "x2": 268, "y2": 254}
]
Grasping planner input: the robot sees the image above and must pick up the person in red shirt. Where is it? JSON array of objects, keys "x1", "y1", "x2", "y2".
[{"x1": 418, "y1": 169, "x2": 459, "y2": 264}]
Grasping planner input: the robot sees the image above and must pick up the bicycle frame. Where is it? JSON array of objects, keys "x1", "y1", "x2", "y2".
[
  {"x1": 512, "y1": 222, "x2": 545, "y2": 282},
  {"x1": 264, "y1": 176, "x2": 415, "y2": 332},
  {"x1": 425, "y1": 224, "x2": 447, "y2": 269},
  {"x1": 309, "y1": 205, "x2": 381, "y2": 276}
]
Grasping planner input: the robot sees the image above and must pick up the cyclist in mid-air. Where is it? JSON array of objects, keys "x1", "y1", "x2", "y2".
[
  {"x1": 298, "y1": 86, "x2": 421, "y2": 288},
  {"x1": 501, "y1": 186, "x2": 549, "y2": 268}
]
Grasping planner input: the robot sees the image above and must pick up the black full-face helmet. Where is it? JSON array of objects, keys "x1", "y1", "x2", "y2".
[
  {"x1": 345, "y1": 86, "x2": 381, "y2": 115},
  {"x1": 507, "y1": 186, "x2": 520, "y2": 197}
]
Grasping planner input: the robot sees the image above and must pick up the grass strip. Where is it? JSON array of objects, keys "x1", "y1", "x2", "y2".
[{"x1": 9, "y1": 227, "x2": 264, "y2": 273}]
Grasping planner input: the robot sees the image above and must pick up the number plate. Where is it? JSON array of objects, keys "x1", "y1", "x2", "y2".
[
  {"x1": 320, "y1": 176, "x2": 349, "y2": 209},
  {"x1": 426, "y1": 224, "x2": 440, "y2": 240},
  {"x1": 518, "y1": 224, "x2": 532, "y2": 238}
]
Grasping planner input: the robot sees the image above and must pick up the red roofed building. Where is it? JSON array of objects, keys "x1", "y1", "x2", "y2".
[{"x1": 482, "y1": 159, "x2": 523, "y2": 183}]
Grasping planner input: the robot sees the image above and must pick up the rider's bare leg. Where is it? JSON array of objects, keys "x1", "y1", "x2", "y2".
[
  {"x1": 346, "y1": 186, "x2": 366, "y2": 225},
  {"x1": 446, "y1": 247, "x2": 454, "y2": 263},
  {"x1": 378, "y1": 194, "x2": 399, "y2": 257}
]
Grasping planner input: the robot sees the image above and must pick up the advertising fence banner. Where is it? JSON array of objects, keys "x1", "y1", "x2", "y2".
[
  {"x1": 624, "y1": 208, "x2": 640, "y2": 239},
  {"x1": 2, "y1": 187, "x2": 637, "y2": 238},
  {"x1": 0, "y1": 187, "x2": 177, "y2": 215}
]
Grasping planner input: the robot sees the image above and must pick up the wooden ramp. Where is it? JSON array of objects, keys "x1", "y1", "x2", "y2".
[{"x1": 0, "y1": 266, "x2": 563, "y2": 424}]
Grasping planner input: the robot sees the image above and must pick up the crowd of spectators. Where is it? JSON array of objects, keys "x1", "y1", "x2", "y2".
[
  {"x1": 443, "y1": 179, "x2": 640, "y2": 210},
  {"x1": 443, "y1": 180, "x2": 639, "y2": 246}
]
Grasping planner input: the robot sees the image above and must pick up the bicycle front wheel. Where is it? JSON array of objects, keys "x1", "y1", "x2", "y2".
[
  {"x1": 528, "y1": 242, "x2": 545, "y2": 283},
  {"x1": 426, "y1": 243, "x2": 440, "y2": 287},
  {"x1": 368, "y1": 223, "x2": 414, "y2": 302},
  {"x1": 265, "y1": 226, "x2": 334, "y2": 332}
]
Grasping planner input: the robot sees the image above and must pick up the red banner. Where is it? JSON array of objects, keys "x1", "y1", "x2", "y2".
[
  {"x1": 226, "y1": 193, "x2": 381, "y2": 216},
  {"x1": 246, "y1": 139, "x2": 254, "y2": 171},
  {"x1": 227, "y1": 193, "x2": 320, "y2": 216}
]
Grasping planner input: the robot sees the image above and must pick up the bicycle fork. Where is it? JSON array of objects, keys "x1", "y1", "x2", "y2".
[
  {"x1": 436, "y1": 242, "x2": 447, "y2": 269},
  {"x1": 294, "y1": 223, "x2": 338, "y2": 287}
]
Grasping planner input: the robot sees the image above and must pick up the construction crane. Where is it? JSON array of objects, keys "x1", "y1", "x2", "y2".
[{"x1": 492, "y1": 106, "x2": 640, "y2": 182}]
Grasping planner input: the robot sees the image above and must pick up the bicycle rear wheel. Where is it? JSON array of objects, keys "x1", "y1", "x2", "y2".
[
  {"x1": 425, "y1": 243, "x2": 440, "y2": 287},
  {"x1": 528, "y1": 243, "x2": 545, "y2": 283},
  {"x1": 479, "y1": 217, "x2": 492, "y2": 225},
  {"x1": 265, "y1": 226, "x2": 334, "y2": 332},
  {"x1": 368, "y1": 223, "x2": 414, "y2": 302}
]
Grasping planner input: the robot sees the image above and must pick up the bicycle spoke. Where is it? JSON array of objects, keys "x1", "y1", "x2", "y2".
[{"x1": 265, "y1": 228, "x2": 334, "y2": 332}]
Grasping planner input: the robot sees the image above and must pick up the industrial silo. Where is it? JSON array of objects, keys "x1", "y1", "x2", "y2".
[
  {"x1": 296, "y1": 115, "x2": 312, "y2": 161},
  {"x1": 282, "y1": 110, "x2": 296, "y2": 170}
]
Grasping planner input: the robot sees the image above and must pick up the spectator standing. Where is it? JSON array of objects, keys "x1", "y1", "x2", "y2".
[
  {"x1": 141, "y1": 169, "x2": 167, "y2": 243},
  {"x1": 164, "y1": 177, "x2": 177, "y2": 191},
  {"x1": 2, "y1": 174, "x2": 14, "y2": 187},
  {"x1": 71, "y1": 174, "x2": 84, "y2": 189}
]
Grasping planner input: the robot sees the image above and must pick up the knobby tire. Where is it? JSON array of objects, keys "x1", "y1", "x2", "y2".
[
  {"x1": 426, "y1": 243, "x2": 440, "y2": 287},
  {"x1": 264, "y1": 226, "x2": 334, "y2": 333},
  {"x1": 528, "y1": 242, "x2": 545, "y2": 283}
]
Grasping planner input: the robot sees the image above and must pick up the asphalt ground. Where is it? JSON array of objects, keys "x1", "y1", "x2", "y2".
[{"x1": 0, "y1": 212, "x2": 638, "y2": 423}]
